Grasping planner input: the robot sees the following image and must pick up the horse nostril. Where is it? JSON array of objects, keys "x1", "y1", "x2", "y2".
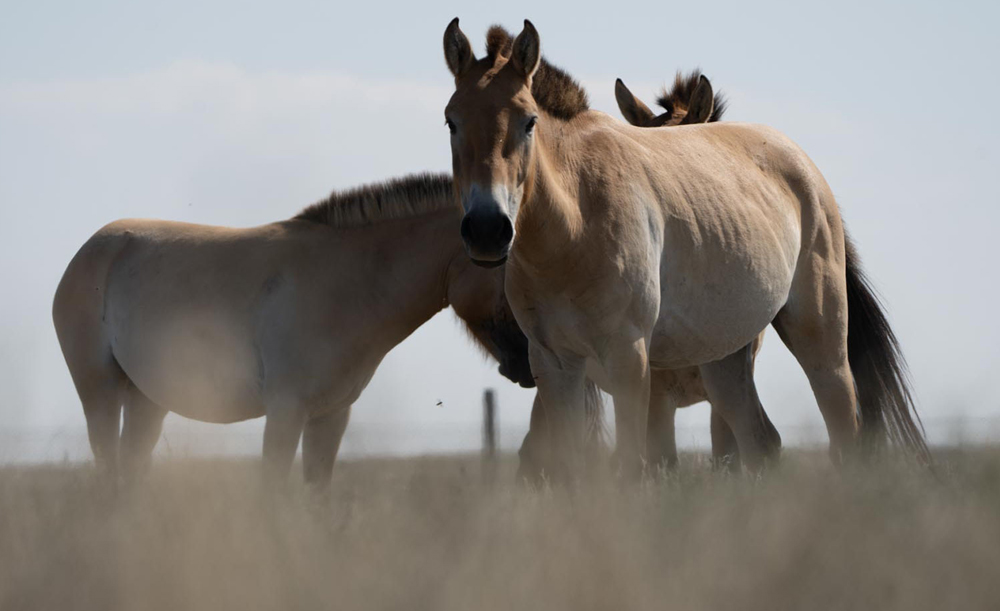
[
  {"x1": 498, "y1": 216, "x2": 513, "y2": 245},
  {"x1": 460, "y1": 215, "x2": 474, "y2": 242},
  {"x1": 461, "y1": 210, "x2": 512, "y2": 253}
]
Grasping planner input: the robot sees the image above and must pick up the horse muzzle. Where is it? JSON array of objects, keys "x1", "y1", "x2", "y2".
[{"x1": 460, "y1": 208, "x2": 513, "y2": 265}]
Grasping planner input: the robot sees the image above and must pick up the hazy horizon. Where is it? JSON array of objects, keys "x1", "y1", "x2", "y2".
[{"x1": 1, "y1": 1, "x2": 998, "y2": 461}]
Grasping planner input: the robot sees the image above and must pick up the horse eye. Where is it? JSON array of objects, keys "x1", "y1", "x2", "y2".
[
  {"x1": 446, "y1": 119, "x2": 457, "y2": 135},
  {"x1": 525, "y1": 116, "x2": 537, "y2": 135}
]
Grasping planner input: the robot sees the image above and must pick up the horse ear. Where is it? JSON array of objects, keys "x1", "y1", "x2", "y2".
[
  {"x1": 680, "y1": 75, "x2": 715, "y2": 125},
  {"x1": 615, "y1": 79, "x2": 658, "y2": 127},
  {"x1": 444, "y1": 18, "x2": 476, "y2": 80},
  {"x1": 511, "y1": 20, "x2": 541, "y2": 79}
]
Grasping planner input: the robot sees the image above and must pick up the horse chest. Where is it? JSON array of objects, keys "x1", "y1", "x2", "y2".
[{"x1": 508, "y1": 262, "x2": 653, "y2": 360}]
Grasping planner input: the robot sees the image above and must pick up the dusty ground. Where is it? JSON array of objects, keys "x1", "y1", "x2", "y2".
[{"x1": 2, "y1": 449, "x2": 999, "y2": 611}]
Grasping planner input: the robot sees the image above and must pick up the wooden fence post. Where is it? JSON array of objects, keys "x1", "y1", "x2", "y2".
[{"x1": 482, "y1": 388, "x2": 497, "y2": 484}]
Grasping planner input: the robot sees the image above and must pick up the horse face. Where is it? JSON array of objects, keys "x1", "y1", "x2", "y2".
[
  {"x1": 443, "y1": 18, "x2": 541, "y2": 267},
  {"x1": 448, "y1": 257, "x2": 534, "y2": 388}
]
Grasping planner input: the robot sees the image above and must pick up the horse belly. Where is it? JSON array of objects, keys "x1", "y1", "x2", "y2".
[
  {"x1": 651, "y1": 366, "x2": 710, "y2": 408},
  {"x1": 649, "y1": 257, "x2": 792, "y2": 369},
  {"x1": 110, "y1": 305, "x2": 264, "y2": 423}
]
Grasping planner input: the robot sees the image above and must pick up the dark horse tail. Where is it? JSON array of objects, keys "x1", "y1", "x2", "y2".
[{"x1": 845, "y1": 234, "x2": 931, "y2": 462}]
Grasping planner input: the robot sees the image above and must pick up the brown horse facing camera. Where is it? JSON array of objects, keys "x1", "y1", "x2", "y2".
[
  {"x1": 519, "y1": 71, "x2": 772, "y2": 479},
  {"x1": 443, "y1": 20, "x2": 928, "y2": 479}
]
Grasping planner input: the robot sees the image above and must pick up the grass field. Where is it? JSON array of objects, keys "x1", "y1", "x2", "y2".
[{"x1": 2, "y1": 449, "x2": 999, "y2": 611}]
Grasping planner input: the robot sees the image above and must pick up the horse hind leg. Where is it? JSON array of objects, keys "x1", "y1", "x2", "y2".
[
  {"x1": 771, "y1": 266, "x2": 859, "y2": 463},
  {"x1": 55, "y1": 312, "x2": 126, "y2": 481},
  {"x1": 261, "y1": 399, "x2": 309, "y2": 488},
  {"x1": 711, "y1": 330, "x2": 777, "y2": 471},
  {"x1": 68, "y1": 359, "x2": 125, "y2": 483},
  {"x1": 301, "y1": 406, "x2": 351, "y2": 489},
  {"x1": 710, "y1": 408, "x2": 740, "y2": 472},
  {"x1": 120, "y1": 382, "x2": 168, "y2": 484},
  {"x1": 54, "y1": 242, "x2": 128, "y2": 484},
  {"x1": 698, "y1": 343, "x2": 780, "y2": 471}
]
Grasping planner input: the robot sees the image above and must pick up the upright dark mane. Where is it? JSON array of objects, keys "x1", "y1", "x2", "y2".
[
  {"x1": 294, "y1": 173, "x2": 454, "y2": 227},
  {"x1": 485, "y1": 25, "x2": 589, "y2": 121},
  {"x1": 656, "y1": 70, "x2": 728, "y2": 123}
]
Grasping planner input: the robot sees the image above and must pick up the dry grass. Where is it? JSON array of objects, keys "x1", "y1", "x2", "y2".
[{"x1": 2, "y1": 449, "x2": 1000, "y2": 611}]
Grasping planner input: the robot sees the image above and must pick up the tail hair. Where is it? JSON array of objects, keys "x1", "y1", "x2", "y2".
[{"x1": 845, "y1": 234, "x2": 931, "y2": 462}]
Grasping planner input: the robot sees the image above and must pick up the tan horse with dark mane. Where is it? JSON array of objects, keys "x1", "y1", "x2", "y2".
[
  {"x1": 443, "y1": 20, "x2": 928, "y2": 477},
  {"x1": 53, "y1": 175, "x2": 535, "y2": 486},
  {"x1": 520, "y1": 71, "x2": 773, "y2": 476}
]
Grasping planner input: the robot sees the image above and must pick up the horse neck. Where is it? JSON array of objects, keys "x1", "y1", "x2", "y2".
[
  {"x1": 332, "y1": 211, "x2": 461, "y2": 347},
  {"x1": 397, "y1": 210, "x2": 463, "y2": 321},
  {"x1": 514, "y1": 121, "x2": 586, "y2": 267}
]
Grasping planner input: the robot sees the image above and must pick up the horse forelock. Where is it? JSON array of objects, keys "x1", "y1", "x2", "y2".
[
  {"x1": 656, "y1": 70, "x2": 728, "y2": 123},
  {"x1": 478, "y1": 25, "x2": 589, "y2": 121},
  {"x1": 486, "y1": 25, "x2": 513, "y2": 60},
  {"x1": 294, "y1": 173, "x2": 455, "y2": 228}
]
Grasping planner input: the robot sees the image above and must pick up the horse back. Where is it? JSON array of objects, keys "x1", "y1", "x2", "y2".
[{"x1": 571, "y1": 119, "x2": 835, "y2": 367}]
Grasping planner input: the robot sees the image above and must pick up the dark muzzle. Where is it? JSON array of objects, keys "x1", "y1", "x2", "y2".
[{"x1": 461, "y1": 209, "x2": 513, "y2": 264}]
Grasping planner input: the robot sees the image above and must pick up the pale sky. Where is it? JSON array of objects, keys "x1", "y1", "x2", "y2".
[{"x1": 1, "y1": 0, "x2": 998, "y2": 461}]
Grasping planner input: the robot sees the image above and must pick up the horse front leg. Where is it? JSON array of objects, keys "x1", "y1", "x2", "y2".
[
  {"x1": 516, "y1": 393, "x2": 548, "y2": 485},
  {"x1": 528, "y1": 344, "x2": 588, "y2": 484},
  {"x1": 647, "y1": 369, "x2": 678, "y2": 471},
  {"x1": 606, "y1": 337, "x2": 651, "y2": 480},
  {"x1": 647, "y1": 402, "x2": 677, "y2": 471}
]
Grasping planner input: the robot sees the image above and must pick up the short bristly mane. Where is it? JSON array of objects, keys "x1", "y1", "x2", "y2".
[
  {"x1": 294, "y1": 173, "x2": 454, "y2": 228},
  {"x1": 656, "y1": 70, "x2": 728, "y2": 123},
  {"x1": 485, "y1": 25, "x2": 589, "y2": 121}
]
